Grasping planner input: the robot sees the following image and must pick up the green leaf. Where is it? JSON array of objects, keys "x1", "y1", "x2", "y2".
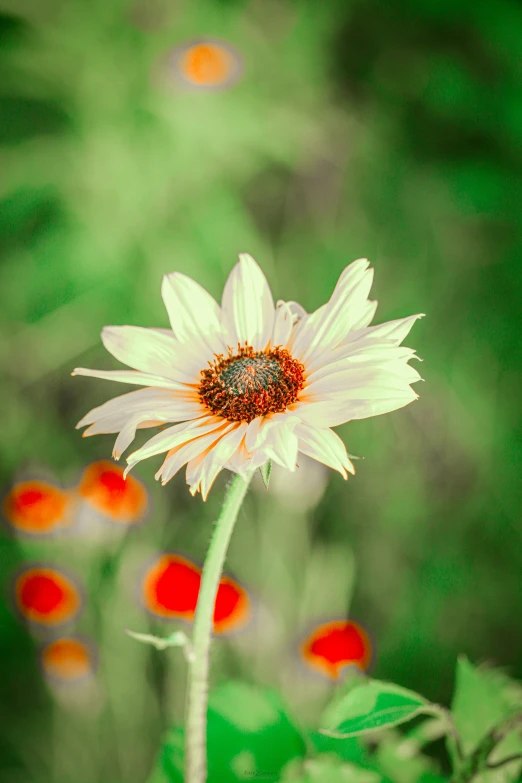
[
  {"x1": 309, "y1": 731, "x2": 370, "y2": 766},
  {"x1": 450, "y1": 657, "x2": 521, "y2": 752},
  {"x1": 320, "y1": 680, "x2": 438, "y2": 738},
  {"x1": 448, "y1": 657, "x2": 522, "y2": 777},
  {"x1": 259, "y1": 459, "x2": 273, "y2": 489}
]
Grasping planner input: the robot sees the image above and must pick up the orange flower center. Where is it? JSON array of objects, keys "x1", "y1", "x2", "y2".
[{"x1": 199, "y1": 345, "x2": 304, "y2": 423}]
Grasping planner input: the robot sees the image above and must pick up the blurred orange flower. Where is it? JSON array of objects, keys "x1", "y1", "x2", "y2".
[
  {"x1": 300, "y1": 619, "x2": 372, "y2": 680},
  {"x1": 14, "y1": 566, "x2": 83, "y2": 628},
  {"x1": 3, "y1": 480, "x2": 71, "y2": 536}
]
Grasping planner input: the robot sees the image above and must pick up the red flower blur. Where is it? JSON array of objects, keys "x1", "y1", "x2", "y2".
[
  {"x1": 14, "y1": 566, "x2": 83, "y2": 627},
  {"x1": 4, "y1": 481, "x2": 70, "y2": 535},
  {"x1": 300, "y1": 620, "x2": 372, "y2": 680},
  {"x1": 79, "y1": 461, "x2": 147, "y2": 523},
  {"x1": 142, "y1": 553, "x2": 251, "y2": 633}
]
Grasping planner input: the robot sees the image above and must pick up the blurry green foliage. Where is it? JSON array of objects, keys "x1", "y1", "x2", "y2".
[
  {"x1": 149, "y1": 660, "x2": 522, "y2": 782},
  {"x1": 448, "y1": 657, "x2": 522, "y2": 780},
  {"x1": 1, "y1": 0, "x2": 522, "y2": 780},
  {"x1": 157, "y1": 681, "x2": 307, "y2": 782}
]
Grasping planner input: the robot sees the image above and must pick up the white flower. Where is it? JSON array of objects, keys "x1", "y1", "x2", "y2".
[{"x1": 73, "y1": 255, "x2": 423, "y2": 500}]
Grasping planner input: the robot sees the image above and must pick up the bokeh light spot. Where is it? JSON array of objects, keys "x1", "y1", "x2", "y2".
[
  {"x1": 3, "y1": 480, "x2": 69, "y2": 535},
  {"x1": 213, "y1": 576, "x2": 251, "y2": 634},
  {"x1": 142, "y1": 554, "x2": 251, "y2": 632},
  {"x1": 170, "y1": 40, "x2": 242, "y2": 90},
  {"x1": 15, "y1": 567, "x2": 82, "y2": 626},
  {"x1": 301, "y1": 620, "x2": 372, "y2": 680},
  {"x1": 79, "y1": 461, "x2": 147, "y2": 523},
  {"x1": 182, "y1": 43, "x2": 230, "y2": 85},
  {"x1": 41, "y1": 637, "x2": 94, "y2": 683},
  {"x1": 142, "y1": 554, "x2": 201, "y2": 620}
]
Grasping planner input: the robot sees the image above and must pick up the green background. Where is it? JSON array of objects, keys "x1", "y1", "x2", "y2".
[{"x1": 1, "y1": 0, "x2": 521, "y2": 781}]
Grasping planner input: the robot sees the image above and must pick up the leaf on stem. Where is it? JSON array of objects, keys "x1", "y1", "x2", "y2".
[
  {"x1": 320, "y1": 679, "x2": 443, "y2": 738},
  {"x1": 447, "y1": 656, "x2": 522, "y2": 772},
  {"x1": 125, "y1": 628, "x2": 193, "y2": 658}
]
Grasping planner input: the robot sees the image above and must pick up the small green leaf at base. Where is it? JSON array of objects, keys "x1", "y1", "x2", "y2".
[
  {"x1": 320, "y1": 679, "x2": 442, "y2": 738},
  {"x1": 259, "y1": 459, "x2": 273, "y2": 489},
  {"x1": 125, "y1": 629, "x2": 193, "y2": 659}
]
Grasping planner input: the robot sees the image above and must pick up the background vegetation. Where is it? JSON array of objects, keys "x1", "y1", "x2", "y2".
[{"x1": 1, "y1": 0, "x2": 521, "y2": 781}]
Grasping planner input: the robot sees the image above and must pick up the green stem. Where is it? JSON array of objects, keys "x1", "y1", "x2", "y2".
[
  {"x1": 185, "y1": 471, "x2": 254, "y2": 783},
  {"x1": 449, "y1": 712, "x2": 522, "y2": 783}
]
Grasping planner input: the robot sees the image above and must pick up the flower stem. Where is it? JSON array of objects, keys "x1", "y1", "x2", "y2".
[{"x1": 185, "y1": 471, "x2": 254, "y2": 783}]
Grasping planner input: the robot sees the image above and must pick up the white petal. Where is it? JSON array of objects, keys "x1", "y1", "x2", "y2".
[
  {"x1": 258, "y1": 414, "x2": 300, "y2": 472},
  {"x1": 224, "y1": 436, "x2": 271, "y2": 477},
  {"x1": 303, "y1": 333, "x2": 418, "y2": 376},
  {"x1": 292, "y1": 386, "x2": 419, "y2": 428},
  {"x1": 185, "y1": 451, "x2": 212, "y2": 496},
  {"x1": 350, "y1": 299, "x2": 378, "y2": 330},
  {"x1": 245, "y1": 416, "x2": 264, "y2": 452},
  {"x1": 76, "y1": 387, "x2": 201, "y2": 429},
  {"x1": 305, "y1": 345, "x2": 422, "y2": 385},
  {"x1": 284, "y1": 301, "x2": 326, "y2": 354},
  {"x1": 264, "y1": 428, "x2": 299, "y2": 472},
  {"x1": 224, "y1": 436, "x2": 254, "y2": 478},
  {"x1": 112, "y1": 415, "x2": 158, "y2": 460},
  {"x1": 82, "y1": 416, "x2": 160, "y2": 438},
  {"x1": 221, "y1": 253, "x2": 275, "y2": 351},
  {"x1": 305, "y1": 367, "x2": 421, "y2": 400},
  {"x1": 126, "y1": 416, "x2": 227, "y2": 469},
  {"x1": 291, "y1": 259, "x2": 374, "y2": 363},
  {"x1": 243, "y1": 448, "x2": 270, "y2": 473},
  {"x1": 156, "y1": 423, "x2": 236, "y2": 485},
  {"x1": 161, "y1": 272, "x2": 225, "y2": 356},
  {"x1": 295, "y1": 422, "x2": 354, "y2": 478},
  {"x1": 109, "y1": 400, "x2": 206, "y2": 460},
  {"x1": 349, "y1": 313, "x2": 425, "y2": 346},
  {"x1": 247, "y1": 412, "x2": 297, "y2": 446},
  {"x1": 186, "y1": 423, "x2": 247, "y2": 500},
  {"x1": 102, "y1": 326, "x2": 205, "y2": 383},
  {"x1": 283, "y1": 300, "x2": 308, "y2": 323},
  {"x1": 155, "y1": 443, "x2": 200, "y2": 485},
  {"x1": 270, "y1": 301, "x2": 294, "y2": 348},
  {"x1": 72, "y1": 367, "x2": 188, "y2": 389}
]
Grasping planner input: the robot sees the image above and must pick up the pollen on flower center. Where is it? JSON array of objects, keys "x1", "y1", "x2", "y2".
[{"x1": 199, "y1": 344, "x2": 305, "y2": 422}]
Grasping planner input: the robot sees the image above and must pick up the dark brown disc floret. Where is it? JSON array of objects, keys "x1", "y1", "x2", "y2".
[{"x1": 199, "y1": 344, "x2": 305, "y2": 423}]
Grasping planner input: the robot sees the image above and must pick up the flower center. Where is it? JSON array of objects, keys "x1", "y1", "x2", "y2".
[{"x1": 199, "y1": 344, "x2": 305, "y2": 422}]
